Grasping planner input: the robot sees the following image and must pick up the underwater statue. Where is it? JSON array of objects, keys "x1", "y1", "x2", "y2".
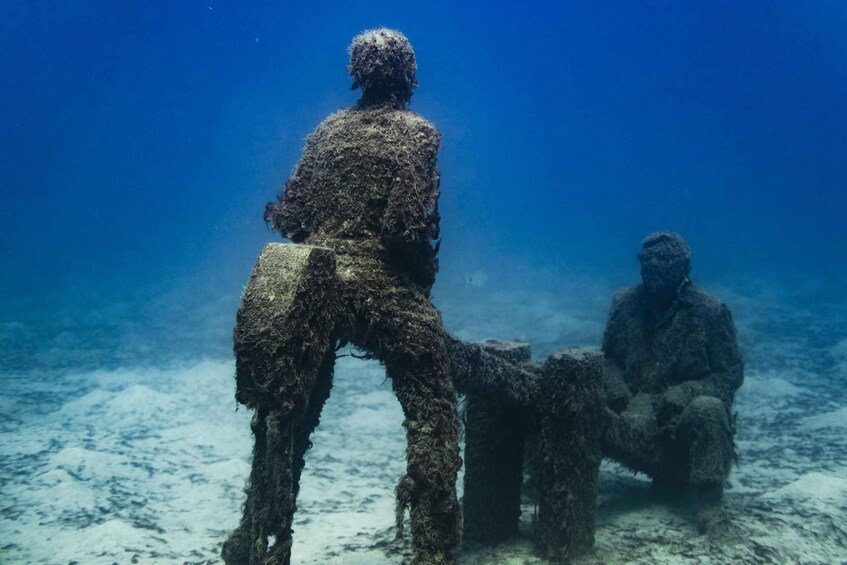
[
  {"x1": 223, "y1": 28, "x2": 461, "y2": 565},
  {"x1": 601, "y1": 231, "x2": 744, "y2": 534},
  {"x1": 223, "y1": 27, "x2": 608, "y2": 565}
]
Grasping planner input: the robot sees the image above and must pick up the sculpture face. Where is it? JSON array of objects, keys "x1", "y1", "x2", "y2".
[
  {"x1": 639, "y1": 250, "x2": 687, "y2": 294},
  {"x1": 637, "y1": 232, "x2": 691, "y2": 297}
]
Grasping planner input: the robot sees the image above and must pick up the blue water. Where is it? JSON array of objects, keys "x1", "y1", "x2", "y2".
[
  {"x1": 2, "y1": 0, "x2": 845, "y2": 372},
  {"x1": 1, "y1": 3, "x2": 846, "y2": 562}
]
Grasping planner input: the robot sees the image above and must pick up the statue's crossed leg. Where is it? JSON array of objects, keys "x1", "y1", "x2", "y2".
[{"x1": 224, "y1": 243, "x2": 605, "y2": 565}]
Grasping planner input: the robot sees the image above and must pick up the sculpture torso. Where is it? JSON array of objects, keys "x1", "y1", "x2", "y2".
[
  {"x1": 602, "y1": 283, "x2": 737, "y2": 397},
  {"x1": 271, "y1": 105, "x2": 442, "y2": 289}
]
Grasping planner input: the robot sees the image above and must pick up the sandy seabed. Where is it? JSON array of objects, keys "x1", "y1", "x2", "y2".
[{"x1": 1, "y1": 276, "x2": 846, "y2": 564}]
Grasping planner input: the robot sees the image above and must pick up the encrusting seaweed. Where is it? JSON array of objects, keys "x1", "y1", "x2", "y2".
[
  {"x1": 224, "y1": 27, "x2": 610, "y2": 565},
  {"x1": 600, "y1": 231, "x2": 744, "y2": 535},
  {"x1": 226, "y1": 28, "x2": 460, "y2": 565}
]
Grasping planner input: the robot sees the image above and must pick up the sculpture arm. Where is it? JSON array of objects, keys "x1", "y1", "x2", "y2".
[
  {"x1": 601, "y1": 291, "x2": 634, "y2": 413},
  {"x1": 602, "y1": 357, "x2": 633, "y2": 414},
  {"x1": 380, "y1": 124, "x2": 441, "y2": 250},
  {"x1": 656, "y1": 303, "x2": 743, "y2": 422},
  {"x1": 444, "y1": 334, "x2": 541, "y2": 407},
  {"x1": 264, "y1": 129, "x2": 323, "y2": 242}
]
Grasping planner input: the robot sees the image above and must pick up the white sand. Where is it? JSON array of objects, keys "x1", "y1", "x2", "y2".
[{"x1": 1, "y1": 277, "x2": 846, "y2": 563}]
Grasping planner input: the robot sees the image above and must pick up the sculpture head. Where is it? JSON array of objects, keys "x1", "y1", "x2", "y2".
[
  {"x1": 637, "y1": 231, "x2": 692, "y2": 298},
  {"x1": 348, "y1": 28, "x2": 418, "y2": 108}
]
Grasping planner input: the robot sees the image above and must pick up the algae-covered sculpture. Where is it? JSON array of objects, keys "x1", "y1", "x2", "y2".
[
  {"x1": 223, "y1": 28, "x2": 460, "y2": 565},
  {"x1": 601, "y1": 231, "x2": 744, "y2": 534},
  {"x1": 222, "y1": 27, "x2": 605, "y2": 564}
]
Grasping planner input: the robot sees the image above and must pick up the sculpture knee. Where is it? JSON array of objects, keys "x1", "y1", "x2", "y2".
[
  {"x1": 234, "y1": 243, "x2": 339, "y2": 413},
  {"x1": 386, "y1": 324, "x2": 450, "y2": 385},
  {"x1": 602, "y1": 403, "x2": 661, "y2": 478},
  {"x1": 681, "y1": 395, "x2": 733, "y2": 485},
  {"x1": 683, "y1": 395, "x2": 729, "y2": 427}
]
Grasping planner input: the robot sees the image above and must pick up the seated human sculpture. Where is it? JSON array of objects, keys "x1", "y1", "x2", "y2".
[
  {"x1": 223, "y1": 28, "x2": 461, "y2": 565},
  {"x1": 223, "y1": 28, "x2": 544, "y2": 565},
  {"x1": 601, "y1": 231, "x2": 744, "y2": 534}
]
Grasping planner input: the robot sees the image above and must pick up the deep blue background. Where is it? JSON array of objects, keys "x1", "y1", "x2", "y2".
[{"x1": 2, "y1": 1, "x2": 845, "y2": 367}]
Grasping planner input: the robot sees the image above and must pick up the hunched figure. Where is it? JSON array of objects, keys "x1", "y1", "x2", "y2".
[{"x1": 601, "y1": 231, "x2": 744, "y2": 534}]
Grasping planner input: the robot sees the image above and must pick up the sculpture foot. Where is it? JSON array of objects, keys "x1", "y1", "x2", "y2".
[
  {"x1": 221, "y1": 527, "x2": 250, "y2": 565},
  {"x1": 696, "y1": 503, "x2": 730, "y2": 536},
  {"x1": 412, "y1": 550, "x2": 455, "y2": 565},
  {"x1": 695, "y1": 482, "x2": 731, "y2": 538}
]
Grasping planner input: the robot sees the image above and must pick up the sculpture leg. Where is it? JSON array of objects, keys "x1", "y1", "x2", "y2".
[
  {"x1": 601, "y1": 393, "x2": 664, "y2": 479},
  {"x1": 223, "y1": 349, "x2": 336, "y2": 565},
  {"x1": 391, "y1": 360, "x2": 461, "y2": 565},
  {"x1": 361, "y1": 294, "x2": 460, "y2": 564},
  {"x1": 223, "y1": 407, "x2": 297, "y2": 565},
  {"x1": 679, "y1": 395, "x2": 733, "y2": 487},
  {"x1": 335, "y1": 252, "x2": 461, "y2": 564},
  {"x1": 262, "y1": 411, "x2": 298, "y2": 565},
  {"x1": 678, "y1": 395, "x2": 734, "y2": 534},
  {"x1": 222, "y1": 408, "x2": 267, "y2": 565},
  {"x1": 225, "y1": 243, "x2": 340, "y2": 564},
  {"x1": 292, "y1": 347, "x2": 336, "y2": 506}
]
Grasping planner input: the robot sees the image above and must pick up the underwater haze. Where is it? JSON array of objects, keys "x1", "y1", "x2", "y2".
[{"x1": 2, "y1": 1, "x2": 846, "y2": 563}]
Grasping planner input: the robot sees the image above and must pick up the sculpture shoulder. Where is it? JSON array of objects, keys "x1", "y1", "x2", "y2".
[
  {"x1": 604, "y1": 286, "x2": 641, "y2": 333},
  {"x1": 399, "y1": 111, "x2": 440, "y2": 137},
  {"x1": 306, "y1": 110, "x2": 349, "y2": 141},
  {"x1": 307, "y1": 108, "x2": 439, "y2": 148},
  {"x1": 609, "y1": 285, "x2": 642, "y2": 314},
  {"x1": 602, "y1": 285, "x2": 641, "y2": 355},
  {"x1": 684, "y1": 286, "x2": 733, "y2": 323},
  {"x1": 376, "y1": 109, "x2": 441, "y2": 148}
]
